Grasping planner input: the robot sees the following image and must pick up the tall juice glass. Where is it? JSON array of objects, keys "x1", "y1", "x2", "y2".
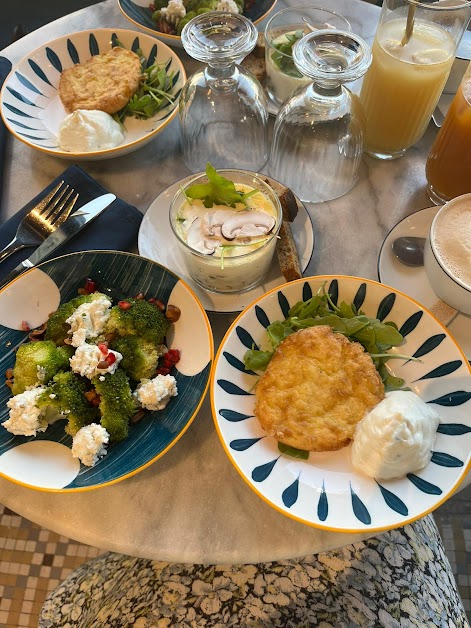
[
  {"x1": 426, "y1": 61, "x2": 471, "y2": 204},
  {"x1": 360, "y1": 0, "x2": 471, "y2": 160}
]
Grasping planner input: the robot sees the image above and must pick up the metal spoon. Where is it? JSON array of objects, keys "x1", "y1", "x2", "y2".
[{"x1": 392, "y1": 236, "x2": 426, "y2": 266}]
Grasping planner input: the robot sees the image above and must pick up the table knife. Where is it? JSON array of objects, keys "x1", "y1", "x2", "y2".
[{"x1": 0, "y1": 193, "x2": 116, "y2": 289}]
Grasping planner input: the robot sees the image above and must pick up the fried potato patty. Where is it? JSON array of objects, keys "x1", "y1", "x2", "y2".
[
  {"x1": 254, "y1": 326, "x2": 385, "y2": 452},
  {"x1": 59, "y1": 47, "x2": 142, "y2": 115}
]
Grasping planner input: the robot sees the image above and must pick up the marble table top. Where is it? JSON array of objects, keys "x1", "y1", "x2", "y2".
[{"x1": 0, "y1": 0, "x2": 468, "y2": 564}]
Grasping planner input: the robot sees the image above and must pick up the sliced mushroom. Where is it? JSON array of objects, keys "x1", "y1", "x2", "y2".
[
  {"x1": 221, "y1": 211, "x2": 276, "y2": 241},
  {"x1": 186, "y1": 218, "x2": 218, "y2": 255},
  {"x1": 201, "y1": 209, "x2": 236, "y2": 238}
]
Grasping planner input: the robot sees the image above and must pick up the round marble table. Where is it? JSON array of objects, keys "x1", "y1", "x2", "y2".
[{"x1": 0, "y1": 0, "x2": 468, "y2": 564}]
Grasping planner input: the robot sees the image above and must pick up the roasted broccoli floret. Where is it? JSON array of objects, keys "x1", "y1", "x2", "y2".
[
  {"x1": 110, "y1": 336, "x2": 162, "y2": 382},
  {"x1": 39, "y1": 371, "x2": 98, "y2": 436},
  {"x1": 106, "y1": 299, "x2": 170, "y2": 346},
  {"x1": 12, "y1": 340, "x2": 73, "y2": 395},
  {"x1": 45, "y1": 293, "x2": 108, "y2": 345},
  {"x1": 93, "y1": 369, "x2": 136, "y2": 442}
]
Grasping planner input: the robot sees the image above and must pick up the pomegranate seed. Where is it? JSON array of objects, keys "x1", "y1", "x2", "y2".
[
  {"x1": 98, "y1": 343, "x2": 109, "y2": 355},
  {"x1": 118, "y1": 301, "x2": 132, "y2": 310},
  {"x1": 134, "y1": 292, "x2": 145, "y2": 300},
  {"x1": 21, "y1": 321, "x2": 31, "y2": 332},
  {"x1": 5, "y1": 368, "x2": 14, "y2": 379},
  {"x1": 106, "y1": 353, "x2": 116, "y2": 366},
  {"x1": 84, "y1": 278, "x2": 97, "y2": 293},
  {"x1": 149, "y1": 298, "x2": 165, "y2": 311},
  {"x1": 156, "y1": 367, "x2": 171, "y2": 376}
]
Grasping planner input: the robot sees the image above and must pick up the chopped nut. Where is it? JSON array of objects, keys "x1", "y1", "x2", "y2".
[
  {"x1": 5, "y1": 368, "x2": 14, "y2": 379},
  {"x1": 165, "y1": 304, "x2": 181, "y2": 323}
]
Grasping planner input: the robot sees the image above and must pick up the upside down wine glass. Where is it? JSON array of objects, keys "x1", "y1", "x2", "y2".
[
  {"x1": 179, "y1": 12, "x2": 269, "y2": 173},
  {"x1": 269, "y1": 30, "x2": 372, "y2": 203}
]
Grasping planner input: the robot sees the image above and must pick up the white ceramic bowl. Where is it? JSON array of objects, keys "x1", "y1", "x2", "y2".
[
  {"x1": 211, "y1": 275, "x2": 471, "y2": 533},
  {"x1": 424, "y1": 193, "x2": 471, "y2": 315},
  {"x1": 0, "y1": 29, "x2": 186, "y2": 160}
]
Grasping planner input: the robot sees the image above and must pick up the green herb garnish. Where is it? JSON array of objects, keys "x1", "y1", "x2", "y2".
[
  {"x1": 243, "y1": 284, "x2": 417, "y2": 392},
  {"x1": 185, "y1": 163, "x2": 258, "y2": 208},
  {"x1": 271, "y1": 30, "x2": 304, "y2": 78}
]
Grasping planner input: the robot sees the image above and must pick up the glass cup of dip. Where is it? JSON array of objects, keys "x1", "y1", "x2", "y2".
[
  {"x1": 170, "y1": 169, "x2": 282, "y2": 294},
  {"x1": 264, "y1": 6, "x2": 352, "y2": 108}
]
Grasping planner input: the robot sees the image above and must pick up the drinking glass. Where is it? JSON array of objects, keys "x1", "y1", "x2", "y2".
[
  {"x1": 426, "y1": 60, "x2": 471, "y2": 204},
  {"x1": 360, "y1": 0, "x2": 471, "y2": 160},
  {"x1": 179, "y1": 12, "x2": 269, "y2": 173},
  {"x1": 265, "y1": 6, "x2": 352, "y2": 108},
  {"x1": 269, "y1": 30, "x2": 372, "y2": 203}
]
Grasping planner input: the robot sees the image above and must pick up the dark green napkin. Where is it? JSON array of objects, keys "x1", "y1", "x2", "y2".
[
  {"x1": 0, "y1": 57, "x2": 12, "y2": 203},
  {"x1": 0, "y1": 165, "x2": 143, "y2": 281}
]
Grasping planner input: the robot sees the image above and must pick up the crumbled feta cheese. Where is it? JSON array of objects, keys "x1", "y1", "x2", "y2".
[
  {"x1": 4, "y1": 387, "x2": 48, "y2": 436},
  {"x1": 99, "y1": 376, "x2": 105, "y2": 381},
  {"x1": 69, "y1": 343, "x2": 122, "y2": 379},
  {"x1": 71, "y1": 424, "x2": 109, "y2": 467},
  {"x1": 161, "y1": 0, "x2": 186, "y2": 24},
  {"x1": 66, "y1": 295, "x2": 111, "y2": 348},
  {"x1": 215, "y1": 0, "x2": 240, "y2": 13},
  {"x1": 134, "y1": 375, "x2": 178, "y2": 411},
  {"x1": 49, "y1": 393, "x2": 57, "y2": 399}
]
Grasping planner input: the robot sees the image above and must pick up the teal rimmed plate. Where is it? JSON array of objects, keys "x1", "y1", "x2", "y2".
[
  {"x1": 0, "y1": 29, "x2": 186, "y2": 160},
  {"x1": 211, "y1": 275, "x2": 471, "y2": 533},
  {"x1": 0, "y1": 251, "x2": 213, "y2": 492},
  {"x1": 118, "y1": 0, "x2": 277, "y2": 48}
]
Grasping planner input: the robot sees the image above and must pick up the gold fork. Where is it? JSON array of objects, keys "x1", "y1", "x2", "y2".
[{"x1": 0, "y1": 181, "x2": 79, "y2": 264}]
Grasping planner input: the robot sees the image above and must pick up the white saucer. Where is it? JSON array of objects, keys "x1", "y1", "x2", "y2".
[
  {"x1": 378, "y1": 206, "x2": 471, "y2": 358},
  {"x1": 138, "y1": 175, "x2": 314, "y2": 313}
]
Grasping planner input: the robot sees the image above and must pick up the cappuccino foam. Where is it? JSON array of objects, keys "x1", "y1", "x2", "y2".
[{"x1": 433, "y1": 201, "x2": 471, "y2": 288}]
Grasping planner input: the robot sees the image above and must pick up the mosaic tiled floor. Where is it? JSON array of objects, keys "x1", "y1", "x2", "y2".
[{"x1": 1, "y1": 484, "x2": 471, "y2": 628}]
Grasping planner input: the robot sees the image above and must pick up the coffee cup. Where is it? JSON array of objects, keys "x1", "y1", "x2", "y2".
[{"x1": 424, "y1": 193, "x2": 471, "y2": 315}]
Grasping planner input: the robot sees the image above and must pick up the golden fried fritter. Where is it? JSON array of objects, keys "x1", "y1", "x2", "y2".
[
  {"x1": 254, "y1": 325, "x2": 385, "y2": 452},
  {"x1": 59, "y1": 47, "x2": 142, "y2": 115}
]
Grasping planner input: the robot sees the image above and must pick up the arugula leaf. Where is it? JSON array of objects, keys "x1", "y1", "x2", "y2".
[{"x1": 244, "y1": 349, "x2": 274, "y2": 372}]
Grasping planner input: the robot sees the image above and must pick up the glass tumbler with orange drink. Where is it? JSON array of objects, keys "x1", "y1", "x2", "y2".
[
  {"x1": 426, "y1": 61, "x2": 471, "y2": 204},
  {"x1": 360, "y1": 0, "x2": 471, "y2": 160}
]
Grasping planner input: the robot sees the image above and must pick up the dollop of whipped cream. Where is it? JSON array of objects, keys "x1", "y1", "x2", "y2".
[
  {"x1": 58, "y1": 110, "x2": 124, "y2": 152},
  {"x1": 351, "y1": 391, "x2": 440, "y2": 480}
]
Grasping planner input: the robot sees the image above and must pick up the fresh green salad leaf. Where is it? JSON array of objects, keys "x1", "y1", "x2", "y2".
[
  {"x1": 185, "y1": 163, "x2": 257, "y2": 208},
  {"x1": 113, "y1": 44, "x2": 176, "y2": 122},
  {"x1": 278, "y1": 442, "x2": 309, "y2": 460},
  {"x1": 271, "y1": 29, "x2": 304, "y2": 78},
  {"x1": 243, "y1": 284, "x2": 416, "y2": 392}
]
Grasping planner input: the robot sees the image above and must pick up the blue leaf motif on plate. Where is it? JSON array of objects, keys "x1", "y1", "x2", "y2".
[
  {"x1": 255, "y1": 305, "x2": 270, "y2": 329},
  {"x1": 219, "y1": 409, "x2": 253, "y2": 422},
  {"x1": 428, "y1": 391, "x2": 471, "y2": 406},
  {"x1": 328, "y1": 279, "x2": 338, "y2": 306},
  {"x1": 350, "y1": 485, "x2": 371, "y2": 525},
  {"x1": 89, "y1": 34, "x2": 99, "y2": 56},
  {"x1": 111, "y1": 33, "x2": 120, "y2": 48},
  {"x1": 131, "y1": 37, "x2": 140, "y2": 53},
  {"x1": 6, "y1": 119, "x2": 42, "y2": 131},
  {"x1": 46, "y1": 47, "x2": 62, "y2": 73},
  {"x1": 6, "y1": 87, "x2": 39, "y2": 107},
  {"x1": 252, "y1": 458, "x2": 279, "y2": 482},
  {"x1": 147, "y1": 45, "x2": 157, "y2": 68},
  {"x1": 317, "y1": 483, "x2": 328, "y2": 521},
  {"x1": 236, "y1": 326, "x2": 258, "y2": 351},
  {"x1": 4, "y1": 103, "x2": 35, "y2": 118},
  {"x1": 223, "y1": 351, "x2": 256, "y2": 376},
  {"x1": 409, "y1": 334, "x2": 446, "y2": 362},
  {"x1": 353, "y1": 283, "x2": 366, "y2": 311},
  {"x1": 67, "y1": 39, "x2": 79, "y2": 64},
  {"x1": 414, "y1": 360, "x2": 462, "y2": 382},
  {"x1": 431, "y1": 452, "x2": 463, "y2": 468},
  {"x1": 282, "y1": 477, "x2": 299, "y2": 508},
  {"x1": 15, "y1": 72, "x2": 43, "y2": 96},
  {"x1": 230, "y1": 437, "x2": 263, "y2": 451},
  {"x1": 28, "y1": 60, "x2": 54, "y2": 87},
  {"x1": 399, "y1": 311, "x2": 423, "y2": 337},
  {"x1": 278, "y1": 291, "x2": 290, "y2": 318},
  {"x1": 437, "y1": 423, "x2": 471, "y2": 435},
  {"x1": 376, "y1": 293, "x2": 396, "y2": 322},
  {"x1": 407, "y1": 474, "x2": 442, "y2": 495},
  {"x1": 165, "y1": 58, "x2": 172, "y2": 73},
  {"x1": 377, "y1": 482, "x2": 408, "y2": 516},
  {"x1": 217, "y1": 380, "x2": 253, "y2": 395},
  {"x1": 302, "y1": 282, "x2": 313, "y2": 302},
  {"x1": 172, "y1": 72, "x2": 180, "y2": 87}
]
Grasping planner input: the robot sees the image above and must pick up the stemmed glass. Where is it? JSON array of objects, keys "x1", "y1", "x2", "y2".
[
  {"x1": 179, "y1": 12, "x2": 269, "y2": 173},
  {"x1": 269, "y1": 30, "x2": 372, "y2": 203}
]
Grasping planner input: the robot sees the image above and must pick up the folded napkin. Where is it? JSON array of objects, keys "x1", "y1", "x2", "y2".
[
  {"x1": 0, "y1": 165, "x2": 143, "y2": 281},
  {"x1": 0, "y1": 57, "x2": 12, "y2": 202}
]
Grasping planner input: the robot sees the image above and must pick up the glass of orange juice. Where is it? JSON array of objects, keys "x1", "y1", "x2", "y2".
[
  {"x1": 360, "y1": 0, "x2": 471, "y2": 160},
  {"x1": 426, "y1": 61, "x2": 471, "y2": 204}
]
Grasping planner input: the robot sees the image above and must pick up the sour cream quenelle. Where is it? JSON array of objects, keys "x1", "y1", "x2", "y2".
[
  {"x1": 351, "y1": 391, "x2": 440, "y2": 480},
  {"x1": 58, "y1": 109, "x2": 124, "y2": 152}
]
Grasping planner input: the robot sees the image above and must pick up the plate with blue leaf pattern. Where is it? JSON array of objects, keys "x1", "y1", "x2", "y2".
[
  {"x1": 211, "y1": 275, "x2": 471, "y2": 533},
  {"x1": 0, "y1": 29, "x2": 186, "y2": 160},
  {"x1": 0, "y1": 251, "x2": 213, "y2": 491}
]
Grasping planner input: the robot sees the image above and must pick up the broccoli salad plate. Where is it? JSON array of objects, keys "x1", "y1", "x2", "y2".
[{"x1": 0, "y1": 251, "x2": 213, "y2": 492}]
